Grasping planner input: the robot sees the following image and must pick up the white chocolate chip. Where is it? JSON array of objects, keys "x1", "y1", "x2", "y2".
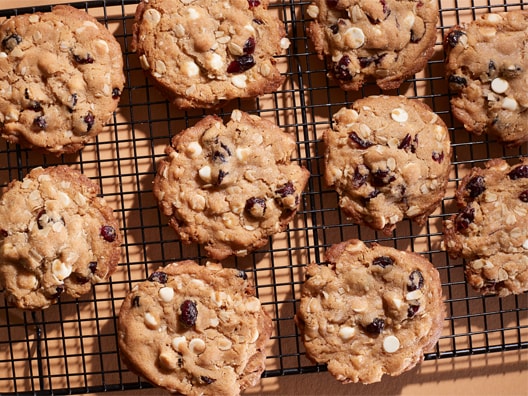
[
  {"x1": 52, "y1": 259, "x2": 72, "y2": 281},
  {"x1": 236, "y1": 147, "x2": 250, "y2": 161},
  {"x1": 343, "y1": 27, "x2": 365, "y2": 49},
  {"x1": 186, "y1": 7, "x2": 200, "y2": 20},
  {"x1": 144, "y1": 8, "x2": 161, "y2": 25},
  {"x1": 28, "y1": 14, "x2": 40, "y2": 23},
  {"x1": 217, "y1": 338, "x2": 232, "y2": 351},
  {"x1": 338, "y1": 326, "x2": 356, "y2": 341},
  {"x1": 383, "y1": 335, "x2": 400, "y2": 353},
  {"x1": 391, "y1": 108, "x2": 408, "y2": 123},
  {"x1": 231, "y1": 74, "x2": 247, "y2": 88},
  {"x1": 522, "y1": 240, "x2": 528, "y2": 250},
  {"x1": 158, "y1": 351, "x2": 177, "y2": 371},
  {"x1": 186, "y1": 141, "x2": 203, "y2": 158},
  {"x1": 231, "y1": 109, "x2": 242, "y2": 122},
  {"x1": 491, "y1": 78, "x2": 509, "y2": 94},
  {"x1": 502, "y1": 97, "x2": 519, "y2": 111},
  {"x1": 158, "y1": 287, "x2": 174, "y2": 302},
  {"x1": 406, "y1": 205, "x2": 421, "y2": 217},
  {"x1": 484, "y1": 13, "x2": 503, "y2": 23},
  {"x1": 198, "y1": 165, "x2": 212, "y2": 183},
  {"x1": 189, "y1": 338, "x2": 206, "y2": 354},
  {"x1": 406, "y1": 289, "x2": 423, "y2": 301},
  {"x1": 206, "y1": 52, "x2": 224, "y2": 71},
  {"x1": 182, "y1": 60, "x2": 200, "y2": 77},
  {"x1": 144, "y1": 312, "x2": 158, "y2": 329},
  {"x1": 306, "y1": 4, "x2": 319, "y2": 18},
  {"x1": 171, "y1": 336, "x2": 187, "y2": 352},
  {"x1": 280, "y1": 37, "x2": 291, "y2": 49}
]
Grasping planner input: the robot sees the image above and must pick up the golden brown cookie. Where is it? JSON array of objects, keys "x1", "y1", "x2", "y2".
[
  {"x1": 0, "y1": 5, "x2": 125, "y2": 155},
  {"x1": 118, "y1": 261, "x2": 272, "y2": 396},
  {"x1": 443, "y1": 158, "x2": 528, "y2": 297},
  {"x1": 306, "y1": 0, "x2": 438, "y2": 90},
  {"x1": 323, "y1": 95, "x2": 451, "y2": 234},
  {"x1": 132, "y1": 0, "x2": 288, "y2": 109},
  {"x1": 296, "y1": 239, "x2": 445, "y2": 384},
  {"x1": 153, "y1": 110, "x2": 310, "y2": 260},
  {"x1": 0, "y1": 166, "x2": 122, "y2": 310}
]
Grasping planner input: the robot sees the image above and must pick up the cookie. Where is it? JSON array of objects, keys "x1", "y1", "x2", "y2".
[
  {"x1": 296, "y1": 239, "x2": 445, "y2": 384},
  {"x1": 132, "y1": 0, "x2": 288, "y2": 109},
  {"x1": 444, "y1": 11, "x2": 528, "y2": 146},
  {"x1": 0, "y1": 5, "x2": 125, "y2": 155},
  {"x1": 0, "y1": 165, "x2": 121, "y2": 310},
  {"x1": 443, "y1": 158, "x2": 528, "y2": 297},
  {"x1": 323, "y1": 95, "x2": 451, "y2": 234},
  {"x1": 117, "y1": 260, "x2": 272, "y2": 396},
  {"x1": 153, "y1": 110, "x2": 310, "y2": 260},
  {"x1": 306, "y1": 0, "x2": 438, "y2": 91}
]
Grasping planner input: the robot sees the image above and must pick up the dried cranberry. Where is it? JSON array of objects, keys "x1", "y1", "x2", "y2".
[
  {"x1": 0, "y1": 229, "x2": 7, "y2": 238},
  {"x1": 508, "y1": 165, "x2": 528, "y2": 180},
  {"x1": 89, "y1": 262, "x2": 97, "y2": 274},
  {"x1": 29, "y1": 100, "x2": 42, "y2": 112},
  {"x1": 407, "y1": 270, "x2": 424, "y2": 291},
  {"x1": 245, "y1": 197, "x2": 267, "y2": 217},
  {"x1": 519, "y1": 190, "x2": 528, "y2": 202},
  {"x1": 488, "y1": 60, "x2": 497, "y2": 76},
  {"x1": 407, "y1": 304, "x2": 419, "y2": 318},
  {"x1": 432, "y1": 151, "x2": 444, "y2": 163},
  {"x1": 352, "y1": 167, "x2": 368, "y2": 188},
  {"x1": 74, "y1": 274, "x2": 90, "y2": 284},
  {"x1": 349, "y1": 131, "x2": 373, "y2": 148},
  {"x1": 326, "y1": 0, "x2": 338, "y2": 7},
  {"x1": 448, "y1": 75, "x2": 467, "y2": 88},
  {"x1": 411, "y1": 134, "x2": 419, "y2": 153},
  {"x1": 333, "y1": 55, "x2": 353, "y2": 81},
  {"x1": 73, "y1": 53, "x2": 95, "y2": 64},
  {"x1": 365, "y1": 318, "x2": 385, "y2": 334},
  {"x1": 363, "y1": 189, "x2": 380, "y2": 204},
  {"x1": 466, "y1": 176, "x2": 486, "y2": 198},
  {"x1": 148, "y1": 271, "x2": 168, "y2": 284},
  {"x1": 237, "y1": 270, "x2": 248, "y2": 280},
  {"x1": 215, "y1": 169, "x2": 227, "y2": 185},
  {"x1": 371, "y1": 169, "x2": 395, "y2": 187},
  {"x1": 36, "y1": 210, "x2": 47, "y2": 229},
  {"x1": 2, "y1": 34, "x2": 22, "y2": 52},
  {"x1": 243, "y1": 37, "x2": 256, "y2": 54},
  {"x1": 180, "y1": 300, "x2": 198, "y2": 327},
  {"x1": 455, "y1": 206, "x2": 475, "y2": 232},
  {"x1": 69, "y1": 93, "x2": 78, "y2": 111},
  {"x1": 253, "y1": 18, "x2": 264, "y2": 25},
  {"x1": 398, "y1": 134, "x2": 412, "y2": 150},
  {"x1": 410, "y1": 29, "x2": 424, "y2": 43},
  {"x1": 201, "y1": 376, "x2": 216, "y2": 385},
  {"x1": 359, "y1": 56, "x2": 376, "y2": 68},
  {"x1": 275, "y1": 181, "x2": 295, "y2": 197},
  {"x1": 33, "y1": 116, "x2": 47, "y2": 130},
  {"x1": 84, "y1": 111, "x2": 95, "y2": 132},
  {"x1": 100, "y1": 225, "x2": 117, "y2": 242},
  {"x1": 247, "y1": 0, "x2": 260, "y2": 8},
  {"x1": 227, "y1": 54, "x2": 255, "y2": 73},
  {"x1": 51, "y1": 285, "x2": 65, "y2": 299},
  {"x1": 446, "y1": 30, "x2": 465, "y2": 47},
  {"x1": 112, "y1": 87, "x2": 121, "y2": 99},
  {"x1": 133, "y1": 295, "x2": 141, "y2": 307},
  {"x1": 372, "y1": 256, "x2": 393, "y2": 268}
]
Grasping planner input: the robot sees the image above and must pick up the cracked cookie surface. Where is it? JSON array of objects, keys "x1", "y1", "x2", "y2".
[
  {"x1": 306, "y1": 0, "x2": 438, "y2": 90},
  {"x1": 0, "y1": 165, "x2": 122, "y2": 310},
  {"x1": 132, "y1": 0, "x2": 288, "y2": 109},
  {"x1": 323, "y1": 95, "x2": 451, "y2": 234},
  {"x1": 118, "y1": 260, "x2": 272, "y2": 396},
  {"x1": 444, "y1": 158, "x2": 528, "y2": 297},
  {"x1": 296, "y1": 239, "x2": 445, "y2": 384},
  {"x1": 153, "y1": 110, "x2": 310, "y2": 260},
  {"x1": 0, "y1": 5, "x2": 125, "y2": 155}
]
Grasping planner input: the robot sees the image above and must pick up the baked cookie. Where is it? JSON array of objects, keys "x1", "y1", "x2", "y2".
[
  {"x1": 118, "y1": 260, "x2": 272, "y2": 396},
  {"x1": 306, "y1": 0, "x2": 438, "y2": 90},
  {"x1": 443, "y1": 158, "x2": 528, "y2": 297},
  {"x1": 0, "y1": 166, "x2": 121, "y2": 310},
  {"x1": 296, "y1": 239, "x2": 445, "y2": 384},
  {"x1": 323, "y1": 95, "x2": 451, "y2": 234},
  {"x1": 444, "y1": 11, "x2": 528, "y2": 146},
  {"x1": 153, "y1": 110, "x2": 310, "y2": 260},
  {"x1": 132, "y1": 0, "x2": 288, "y2": 109},
  {"x1": 0, "y1": 5, "x2": 125, "y2": 155}
]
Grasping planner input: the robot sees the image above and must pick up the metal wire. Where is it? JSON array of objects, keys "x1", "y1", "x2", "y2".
[{"x1": 0, "y1": 0, "x2": 527, "y2": 394}]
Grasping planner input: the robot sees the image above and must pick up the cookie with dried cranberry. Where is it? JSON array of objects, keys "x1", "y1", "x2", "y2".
[
  {"x1": 132, "y1": 0, "x2": 288, "y2": 109},
  {"x1": 153, "y1": 110, "x2": 310, "y2": 260},
  {"x1": 443, "y1": 158, "x2": 528, "y2": 297},
  {"x1": 323, "y1": 95, "x2": 451, "y2": 234},
  {"x1": 444, "y1": 11, "x2": 528, "y2": 146},
  {"x1": 118, "y1": 260, "x2": 272, "y2": 396},
  {"x1": 296, "y1": 239, "x2": 445, "y2": 384},
  {"x1": 305, "y1": 0, "x2": 438, "y2": 91},
  {"x1": 0, "y1": 165, "x2": 121, "y2": 310},
  {"x1": 0, "y1": 5, "x2": 125, "y2": 155}
]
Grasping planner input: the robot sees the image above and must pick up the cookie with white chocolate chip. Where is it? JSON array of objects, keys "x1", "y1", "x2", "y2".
[
  {"x1": 117, "y1": 260, "x2": 272, "y2": 396},
  {"x1": 153, "y1": 110, "x2": 310, "y2": 260},
  {"x1": 305, "y1": 0, "x2": 438, "y2": 91},
  {"x1": 444, "y1": 11, "x2": 528, "y2": 146},
  {"x1": 323, "y1": 95, "x2": 451, "y2": 234},
  {"x1": 0, "y1": 5, "x2": 125, "y2": 155},
  {"x1": 132, "y1": 0, "x2": 288, "y2": 109},
  {"x1": 0, "y1": 165, "x2": 122, "y2": 310},
  {"x1": 443, "y1": 158, "x2": 528, "y2": 297},
  {"x1": 296, "y1": 239, "x2": 445, "y2": 384}
]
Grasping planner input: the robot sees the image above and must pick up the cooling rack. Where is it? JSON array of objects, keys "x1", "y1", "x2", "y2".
[{"x1": 0, "y1": 0, "x2": 527, "y2": 394}]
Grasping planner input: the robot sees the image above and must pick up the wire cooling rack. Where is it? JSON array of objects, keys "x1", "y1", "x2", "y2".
[{"x1": 0, "y1": 0, "x2": 527, "y2": 394}]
